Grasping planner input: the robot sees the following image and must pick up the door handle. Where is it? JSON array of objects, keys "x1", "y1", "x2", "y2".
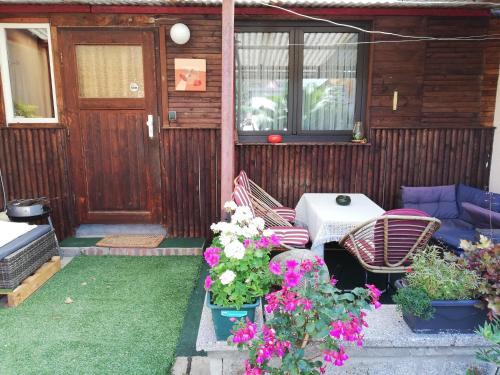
[{"x1": 146, "y1": 114, "x2": 154, "y2": 139}]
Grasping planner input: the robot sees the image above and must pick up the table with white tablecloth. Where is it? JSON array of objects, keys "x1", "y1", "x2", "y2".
[{"x1": 294, "y1": 193, "x2": 385, "y2": 258}]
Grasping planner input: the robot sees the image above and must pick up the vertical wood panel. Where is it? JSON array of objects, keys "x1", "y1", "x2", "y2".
[
  {"x1": 0, "y1": 128, "x2": 73, "y2": 239},
  {"x1": 236, "y1": 127, "x2": 494, "y2": 212},
  {"x1": 161, "y1": 128, "x2": 220, "y2": 237}
]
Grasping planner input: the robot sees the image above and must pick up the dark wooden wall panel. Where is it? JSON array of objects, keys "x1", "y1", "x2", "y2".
[
  {"x1": 161, "y1": 128, "x2": 220, "y2": 237},
  {"x1": 0, "y1": 128, "x2": 73, "y2": 239},
  {"x1": 421, "y1": 18, "x2": 488, "y2": 127},
  {"x1": 162, "y1": 15, "x2": 222, "y2": 128},
  {"x1": 237, "y1": 127, "x2": 494, "y2": 212}
]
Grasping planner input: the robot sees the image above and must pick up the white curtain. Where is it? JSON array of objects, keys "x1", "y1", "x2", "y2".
[
  {"x1": 235, "y1": 32, "x2": 289, "y2": 132},
  {"x1": 302, "y1": 33, "x2": 358, "y2": 132}
]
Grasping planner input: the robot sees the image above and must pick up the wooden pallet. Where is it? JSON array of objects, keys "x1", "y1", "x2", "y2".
[{"x1": 0, "y1": 256, "x2": 61, "y2": 307}]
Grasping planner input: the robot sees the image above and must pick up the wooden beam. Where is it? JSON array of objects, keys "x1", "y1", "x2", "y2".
[
  {"x1": 0, "y1": 4, "x2": 489, "y2": 17},
  {"x1": 220, "y1": 0, "x2": 235, "y2": 215},
  {"x1": 4, "y1": 256, "x2": 61, "y2": 308}
]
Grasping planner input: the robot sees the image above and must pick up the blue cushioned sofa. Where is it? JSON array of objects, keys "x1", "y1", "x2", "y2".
[{"x1": 401, "y1": 184, "x2": 500, "y2": 251}]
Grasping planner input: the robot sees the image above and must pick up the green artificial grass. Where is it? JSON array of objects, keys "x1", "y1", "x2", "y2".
[
  {"x1": 0, "y1": 256, "x2": 202, "y2": 375},
  {"x1": 59, "y1": 237, "x2": 206, "y2": 249}
]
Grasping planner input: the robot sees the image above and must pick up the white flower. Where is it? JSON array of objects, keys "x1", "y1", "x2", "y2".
[
  {"x1": 224, "y1": 200, "x2": 238, "y2": 213},
  {"x1": 219, "y1": 270, "x2": 236, "y2": 285},
  {"x1": 252, "y1": 217, "x2": 265, "y2": 231},
  {"x1": 231, "y1": 206, "x2": 254, "y2": 225},
  {"x1": 459, "y1": 239, "x2": 475, "y2": 251},
  {"x1": 263, "y1": 228, "x2": 275, "y2": 237},
  {"x1": 224, "y1": 240, "x2": 245, "y2": 260},
  {"x1": 220, "y1": 233, "x2": 235, "y2": 247},
  {"x1": 237, "y1": 223, "x2": 259, "y2": 238},
  {"x1": 477, "y1": 235, "x2": 492, "y2": 249}
]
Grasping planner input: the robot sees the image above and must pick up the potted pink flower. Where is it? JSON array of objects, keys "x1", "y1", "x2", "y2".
[
  {"x1": 230, "y1": 257, "x2": 381, "y2": 374},
  {"x1": 204, "y1": 201, "x2": 280, "y2": 340}
]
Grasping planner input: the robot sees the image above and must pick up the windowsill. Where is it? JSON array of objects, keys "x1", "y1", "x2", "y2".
[
  {"x1": 1, "y1": 123, "x2": 65, "y2": 129},
  {"x1": 236, "y1": 141, "x2": 371, "y2": 146}
]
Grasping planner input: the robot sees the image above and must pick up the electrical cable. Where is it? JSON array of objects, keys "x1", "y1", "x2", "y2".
[{"x1": 257, "y1": 1, "x2": 500, "y2": 43}]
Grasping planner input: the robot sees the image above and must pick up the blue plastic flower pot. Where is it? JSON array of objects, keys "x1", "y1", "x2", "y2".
[
  {"x1": 395, "y1": 280, "x2": 488, "y2": 334},
  {"x1": 206, "y1": 292, "x2": 260, "y2": 341},
  {"x1": 402, "y1": 299, "x2": 488, "y2": 334}
]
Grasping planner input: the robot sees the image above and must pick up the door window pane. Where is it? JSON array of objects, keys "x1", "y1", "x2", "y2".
[
  {"x1": 236, "y1": 32, "x2": 289, "y2": 132},
  {"x1": 76, "y1": 45, "x2": 144, "y2": 98},
  {"x1": 302, "y1": 33, "x2": 358, "y2": 132},
  {"x1": 5, "y1": 28, "x2": 54, "y2": 119}
]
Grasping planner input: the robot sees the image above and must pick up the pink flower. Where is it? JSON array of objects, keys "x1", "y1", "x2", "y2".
[
  {"x1": 258, "y1": 236, "x2": 270, "y2": 248},
  {"x1": 285, "y1": 259, "x2": 298, "y2": 271},
  {"x1": 232, "y1": 318, "x2": 257, "y2": 344},
  {"x1": 323, "y1": 346, "x2": 349, "y2": 366},
  {"x1": 244, "y1": 360, "x2": 263, "y2": 375},
  {"x1": 204, "y1": 247, "x2": 221, "y2": 268},
  {"x1": 265, "y1": 292, "x2": 279, "y2": 314},
  {"x1": 284, "y1": 270, "x2": 301, "y2": 288},
  {"x1": 270, "y1": 234, "x2": 281, "y2": 247},
  {"x1": 300, "y1": 259, "x2": 313, "y2": 273},
  {"x1": 365, "y1": 284, "x2": 382, "y2": 309},
  {"x1": 269, "y1": 262, "x2": 282, "y2": 276},
  {"x1": 314, "y1": 256, "x2": 325, "y2": 266},
  {"x1": 204, "y1": 275, "x2": 213, "y2": 290},
  {"x1": 243, "y1": 239, "x2": 252, "y2": 248},
  {"x1": 330, "y1": 278, "x2": 338, "y2": 286},
  {"x1": 300, "y1": 298, "x2": 313, "y2": 311}
]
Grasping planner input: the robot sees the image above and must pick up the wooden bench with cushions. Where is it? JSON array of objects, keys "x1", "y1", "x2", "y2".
[{"x1": 0, "y1": 222, "x2": 59, "y2": 290}]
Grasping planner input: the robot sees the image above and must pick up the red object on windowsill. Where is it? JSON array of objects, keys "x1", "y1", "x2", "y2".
[{"x1": 267, "y1": 134, "x2": 283, "y2": 144}]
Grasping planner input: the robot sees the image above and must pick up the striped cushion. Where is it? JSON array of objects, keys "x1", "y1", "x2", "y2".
[
  {"x1": 271, "y1": 207, "x2": 296, "y2": 222},
  {"x1": 238, "y1": 170, "x2": 251, "y2": 192},
  {"x1": 232, "y1": 184, "x2": 254, "y2": 214},
  {"x1": 343, "y1": 238, "x2": 376, "y2": 264},
  {"x1": 270, "y1": 226, "x2": 309, "y2": 246}
]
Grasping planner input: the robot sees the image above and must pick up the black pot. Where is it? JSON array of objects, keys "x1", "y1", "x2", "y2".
[{"x1": 394, "y1": 279, "x2": 487, "y2": 334}]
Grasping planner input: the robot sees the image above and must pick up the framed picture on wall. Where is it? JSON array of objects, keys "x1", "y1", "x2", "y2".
[{"x1": 174, "y1": 58, "x2": 206, "y2": 91}]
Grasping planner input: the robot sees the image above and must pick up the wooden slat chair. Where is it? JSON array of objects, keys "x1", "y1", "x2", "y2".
[
  {"x1": 235, "y1": 170, "x2": 296, "y2": 223},
  {"x1": 232, "y1": 184, "x2": 310, "y2": 250},
  {"x1": 339, "y1": 209, "x2": 441, "y2": 276}
]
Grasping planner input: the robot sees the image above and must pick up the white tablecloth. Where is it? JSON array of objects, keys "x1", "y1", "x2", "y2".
[{"x1": 295, "y1": 193, "x2": 385, "y2": 257}]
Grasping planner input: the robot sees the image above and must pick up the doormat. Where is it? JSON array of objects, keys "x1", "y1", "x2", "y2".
[{"x1": 96, "y1": 235, "x2": 164, "y2": 248}]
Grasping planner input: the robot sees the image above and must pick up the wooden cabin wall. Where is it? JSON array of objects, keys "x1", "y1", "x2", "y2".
[
  {"x1": 0, "y1": 127, "x2": 74, "y2": 239},
  {"x1": 160, "y1": 15, "x2": 222, "y2": 237},
  {"x1": 237, "y1": 127, "x2": 494, "y2": 211},
  {"x1": 0, "y1": 12, "x2": 498, "y2": 239}
]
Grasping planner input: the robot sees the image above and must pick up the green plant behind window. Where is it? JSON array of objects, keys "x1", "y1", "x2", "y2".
[{"x1": 14, "y1": 102, "x2": 39, "y2": 118}]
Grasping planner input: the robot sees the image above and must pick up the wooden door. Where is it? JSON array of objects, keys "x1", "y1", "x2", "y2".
[{"x1": 61, "y1": 29, "x2": 161, "y2": 224}]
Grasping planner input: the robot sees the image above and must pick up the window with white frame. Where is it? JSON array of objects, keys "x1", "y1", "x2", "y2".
[{"x1": 0, "y1": 24, "x2": 58, "y2": 124}]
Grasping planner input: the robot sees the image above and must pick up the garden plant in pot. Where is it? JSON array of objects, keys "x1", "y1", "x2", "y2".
[
  {"x1": 229, "y1": 257, "x2": 382, "y2": 374},
  {"x1": 393, "y1": 245, "x2": 487, "y2": 334},
  {"x1": 204, "y1": 201, "x2": 278, "y2": 340}
]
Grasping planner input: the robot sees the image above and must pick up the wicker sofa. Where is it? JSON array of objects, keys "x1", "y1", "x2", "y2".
[{"x1": 0, "y1": 224, "x2": 59, "y2": 289}]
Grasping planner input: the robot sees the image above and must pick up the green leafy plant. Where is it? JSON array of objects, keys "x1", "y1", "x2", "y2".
[
  {"x1": 204, "y1": 202, "x2": 276, "y2": 309},
  {"x1": 458, "y1": 236, "x2": 500, "y2": 316},
  {"x1": 392, "y1": 286, "x2": 434, "y2": 320},
  {"x1": 474, "y1": 318, "x2": 500, "y2": 368},
  {"x1": 14, "y1": 102, "x2": 39, "y2": 118},
  {"x1": 393, "y1": 245, "x2": 481, "y2": 320},
  {"x1": 230, "y1": 258, "x2": 381, "y2": 374},
  {"x1": 406, "y1": 245, "x2": 480, "y2": 300}
]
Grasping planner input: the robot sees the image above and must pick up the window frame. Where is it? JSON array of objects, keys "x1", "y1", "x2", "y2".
[
  {"x1": 0, "y1": 23, "x2": 59, "y2": 124},
  {"x1": 235, "y1": 21, "x2": 370, "y2": 143}
]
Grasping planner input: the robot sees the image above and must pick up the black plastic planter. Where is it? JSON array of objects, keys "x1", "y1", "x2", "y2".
[
  {"x1": 402, "y1": 299, "x2": 488, "y2": 334},
  {"x1": 395, "y1": 280, "x2": 488, "y2": 334}
]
